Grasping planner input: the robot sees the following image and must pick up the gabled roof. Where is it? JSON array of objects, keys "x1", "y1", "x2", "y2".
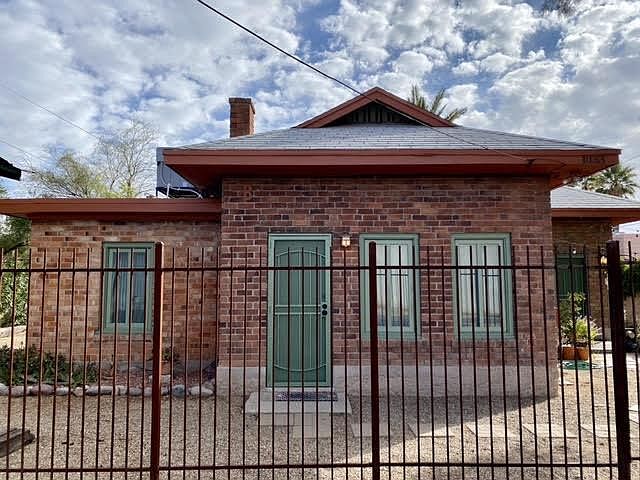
[
  {"x1": 296, "y1": 87, "x2": 455, "y2": 128},
  {"x1": 162, "y1": 86, "x2": 621, "y2": 190},
  {"x1": 551, "y1": 186, "x2": 640, "y2": 224}
]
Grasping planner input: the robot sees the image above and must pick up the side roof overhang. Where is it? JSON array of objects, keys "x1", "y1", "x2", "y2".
[
  {"x1": 162, "y1": 87, "x2": 620, "y2": 190},
  {"x1": 0, "y1": 198, "x2": 221, "y2": 221},
  {"x1": 551, "y1": 187, "x2": 640, "y2": 225}
]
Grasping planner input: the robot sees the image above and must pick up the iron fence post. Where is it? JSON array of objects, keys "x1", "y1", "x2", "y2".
[
  {"x1": 606, "y1": 240, "x2": 631, "y2": 480},
  {"x1": 150, "y1": 242, "x2": 164, "y2": 480},
  {"x1": 368, "y1": 242, "x2": 381, "y2": 480}
]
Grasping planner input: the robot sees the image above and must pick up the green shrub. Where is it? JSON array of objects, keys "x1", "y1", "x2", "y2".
[
  {"x1": 0, "y1": 254, "x2": 29, "y2": 327},
  {"x1": 0, "y1": 345, "x2": 98, "y2": 386},
  {"x1": 559, "y1": 292, "x2": 601, "y2": 346}
]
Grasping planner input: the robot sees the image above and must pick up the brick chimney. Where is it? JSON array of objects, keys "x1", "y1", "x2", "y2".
[{"x1": 229, "y1": 97, "x2": 255, "y2": 137}]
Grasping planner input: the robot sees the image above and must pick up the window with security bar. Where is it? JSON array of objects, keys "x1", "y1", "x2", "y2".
[
  {"x1": 102, "y1": 243, "x2": 154, "y2": 333},
  {"x1": 452, "y1": 234, "x2": 513, "y2": 338},
  {"x1": 360, "y1": 234, "x2": 420, "y2": 339}
]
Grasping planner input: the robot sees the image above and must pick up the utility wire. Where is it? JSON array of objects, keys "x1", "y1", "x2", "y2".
[
  {"x1": 0, "y1": 82, "x2": 101, "y2": 141},
  {"x1": 192, "y1": 0, "x2": 535, "y2": 163},
  {"x1": 0, "y1": 138, "x2": 45, "y2": 173},
  {"x1": 192, "y1": 0, "x2": 363, "y2": 98}
]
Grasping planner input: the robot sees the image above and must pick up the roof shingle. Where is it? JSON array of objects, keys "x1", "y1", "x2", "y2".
[
  {"x1": 551, "y1": 187, "x2": 640, "y2": 210},
  {"x1": 177, "y1": 124, "x2": 610, "y2": 151}
]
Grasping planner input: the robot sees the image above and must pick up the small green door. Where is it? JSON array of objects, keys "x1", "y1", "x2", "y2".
[{"x1": 268, "y1": 234, "x2": 331, "y2": 387}]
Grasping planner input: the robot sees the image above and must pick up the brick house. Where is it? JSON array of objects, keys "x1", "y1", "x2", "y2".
[
  {"x1": 552, "y1": 187, "x2": 640, "y2": 334},
  {"x1": 0, "y1": 87, "x2": 633, "y2": 396}
]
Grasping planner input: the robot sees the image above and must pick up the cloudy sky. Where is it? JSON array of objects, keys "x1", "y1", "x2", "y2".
[{"x1": 1, "y1": 1, "x2": 639, "y2": 207}]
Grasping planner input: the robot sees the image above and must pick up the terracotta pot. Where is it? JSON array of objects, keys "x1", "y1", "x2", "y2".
[{"x1": 562, "y1": 345, "x2": 589, "y2": 361}]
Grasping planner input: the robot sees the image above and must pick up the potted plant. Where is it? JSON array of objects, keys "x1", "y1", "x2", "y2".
[
  {"x1": 559, "y1": 293, "x2": 601, "y2": 360},
  {"x1": 161, "y1": 347, "x2": 177, "y2": 375}
]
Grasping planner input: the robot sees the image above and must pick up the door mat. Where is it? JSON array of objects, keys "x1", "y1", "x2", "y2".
[
  {"x1": 561, "y1": 360, "x2": 603, "y2": 370},
  {"x1": 275, "y1": 391, "x2": 337, "y2": 402}
]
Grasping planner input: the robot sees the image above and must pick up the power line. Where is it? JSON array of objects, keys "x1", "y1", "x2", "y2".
[
  {"x1": 192, "y1": 0, "x2": 363, "y2": 98},
  {"x1": 191, "y1": 0, "x2": 533, "y2": 163},
  {"x1": 0, "y1": 82, "x2": 101, "y2": 141},
  {"x1": 0, "y1": 138, "x2": 46, "y2": 172}
]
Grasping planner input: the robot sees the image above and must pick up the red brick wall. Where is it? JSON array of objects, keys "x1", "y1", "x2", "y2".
[
  {"x1": 218, "y1": 176, "x2": 557, "y2": 373},
  {"x1": 27, "y1": 220, "x2": 220, "y2": 367},
  {"x1": 552, "y1": 218, "x2": 611, "y2": 328},
  {"x1": 229, "y1": 98, "x2": 254, "y2": 137}
]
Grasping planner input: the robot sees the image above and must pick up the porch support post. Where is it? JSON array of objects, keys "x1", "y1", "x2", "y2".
[
  {"x1": 150, "y1": 242, "x2": 164, "y2": 480},
  {"x1": 606, "y1": 240, "x2": 631, "y2": 480},
  {"x1": 368, "y1": 242, "x2": 381, "y2": 480}
]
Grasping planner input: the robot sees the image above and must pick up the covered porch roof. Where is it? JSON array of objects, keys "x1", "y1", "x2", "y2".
[{"x1": 551, "y1": 187, "x2": 640, "y2": 225}]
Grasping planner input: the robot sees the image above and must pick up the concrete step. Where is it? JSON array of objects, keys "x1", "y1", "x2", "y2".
[{"x1": 245, "y1": 389, "x2": 352, "y2": 416}]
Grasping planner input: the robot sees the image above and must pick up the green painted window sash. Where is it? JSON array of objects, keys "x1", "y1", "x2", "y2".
[
  {"x1": 102, "y1": 242, "x2": 154, "y2": 334},
  {"x1": 451, "y1": 234, "x2": 513, "y2": 339},
  {"x1": 360, "y1": 234, "x2": 420, "y2": 339}
]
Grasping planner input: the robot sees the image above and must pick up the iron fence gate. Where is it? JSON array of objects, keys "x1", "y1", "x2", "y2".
[{"x1": 0, "y1": 240, "x2": 638, "y2": 479}]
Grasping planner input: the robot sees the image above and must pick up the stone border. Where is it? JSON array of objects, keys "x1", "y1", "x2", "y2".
[{"x1": 0, "y1": 381, "x2": 215, "y2": 398}]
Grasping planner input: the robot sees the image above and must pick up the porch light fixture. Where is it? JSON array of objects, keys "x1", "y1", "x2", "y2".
[
  {"x1": 600, "y1": 255, "x2": 607, "y2": 267},
  {"x1": 341, "y1": 235, "x2": 351, "y2": 248}
]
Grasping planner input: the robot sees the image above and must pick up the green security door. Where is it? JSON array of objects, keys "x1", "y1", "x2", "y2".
[{"x1": 267, "y1": 234, "x2": 331, "y2": 387}]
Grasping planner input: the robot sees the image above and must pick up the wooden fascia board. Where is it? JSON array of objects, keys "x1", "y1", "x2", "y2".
[
  {"x1": 0, "y1": 199, "x2": 221, "y2": 221},
  {"x1": 163, "y1": 148, "x2": 619, "y2": 168},
  {"x1": 552, "y1": 208, "x2": 640, "y2": 223}
]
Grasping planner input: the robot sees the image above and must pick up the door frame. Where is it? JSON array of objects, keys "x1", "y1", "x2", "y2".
[{"x1": 266, "y1": 233, "x2": 332, "y2": 388}]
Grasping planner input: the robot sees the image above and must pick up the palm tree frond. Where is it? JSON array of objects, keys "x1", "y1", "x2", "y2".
[{"x1": 407, "y1": 85, "x2": 467, "y2": 123}]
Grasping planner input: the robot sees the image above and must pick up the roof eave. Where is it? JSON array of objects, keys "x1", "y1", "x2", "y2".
[
  {"x1": 552, "y1": 208, "x2": 640, "y2": 225},
  {"x1": 0, "y1": 198, "x2": 221, "y2": 222},
  {"x1": 163, "y1": 147, "x2": 620, "y2": 190}
]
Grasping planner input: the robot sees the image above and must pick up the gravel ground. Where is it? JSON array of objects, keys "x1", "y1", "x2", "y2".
[{"x1": 1, "y1": 355, "x2": 640, "y2": 480}]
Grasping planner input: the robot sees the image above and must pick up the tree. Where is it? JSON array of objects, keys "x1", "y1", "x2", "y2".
[
  {"x1": 28, "y1": 119, "x2": 157, "y2": 198},
  {"x1": 95, "y1": 119, "x2": 157, "y2": 198},
  {"x1": 407, "y1": 85, "x2": 468, "y2": 122},
  {"x1": 0, "y1": 186, "x2": 30, "y2": 327},
  {"x1": 28, "y1": 151, "x2": 114, "y2": 198},
  {"x1": 577, "y1": 165, "x2": 639, "y2": 198}
]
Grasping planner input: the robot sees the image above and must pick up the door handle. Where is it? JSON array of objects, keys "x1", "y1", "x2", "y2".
[{"x1": 321, "y1": 303, "x2": 328, "y2": 316}]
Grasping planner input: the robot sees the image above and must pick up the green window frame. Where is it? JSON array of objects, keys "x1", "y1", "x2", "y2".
[
  {"x1": 102, "y1": 242, "x2": 154, "y2": 334},
  {"x1": 360, "y1": 234, "x2": 420, "y2": 339},
  {"x1": 452, "y1": 234, "x2": 513, "y2": 339}
]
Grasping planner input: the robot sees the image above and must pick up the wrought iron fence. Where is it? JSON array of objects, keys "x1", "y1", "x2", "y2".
[{"x1": 0, "y1": 241, "x2": 637, "y2": 479}]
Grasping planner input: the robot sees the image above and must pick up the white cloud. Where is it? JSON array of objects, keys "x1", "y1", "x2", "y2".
[
  {"x1": 484, "y1": 0, "x2": 640, "y2": 162},
  {"x1": 452, "y1": 61, "x2": 479, "y2": 77},
  {"x1": 460, "y1": 1, "x2": 541, "y2": 59},
  {"x1": 393, "y1": 51, "x2": 433, "y2": 76},
  {"x1": 1, "y1": 0, "x2": 640, "y2": 201},
  {"x1": 0, "y1": 0, "x2": 308, "y2": 194}
]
